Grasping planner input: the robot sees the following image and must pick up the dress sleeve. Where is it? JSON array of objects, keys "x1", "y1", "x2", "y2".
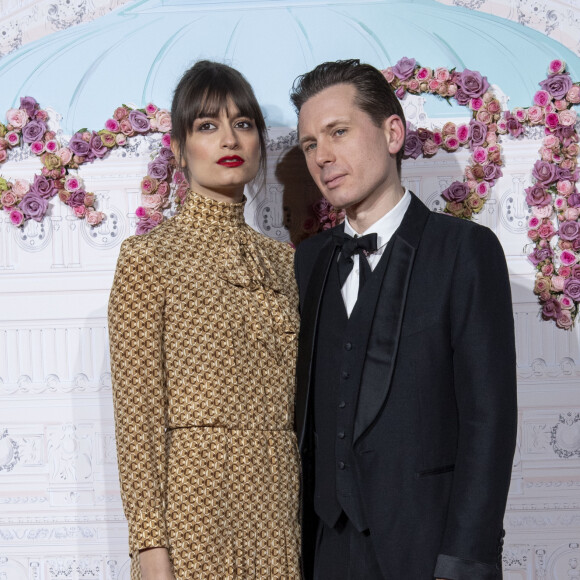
[{"x1": 108, "y1": 236, "x2": 168, "y2": 556}]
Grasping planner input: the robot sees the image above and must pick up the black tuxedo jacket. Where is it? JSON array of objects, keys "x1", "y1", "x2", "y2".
[{"x1": 294, "y1": 193, "x2": 517, "y2": 580}]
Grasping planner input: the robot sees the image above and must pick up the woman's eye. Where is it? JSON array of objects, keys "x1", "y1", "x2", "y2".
[
  {"x1": 198, "y1": 122, "x2": 216, "y2": 131},
  {"x1": 235, "y1": 120, "x2": 253, "y2": 129}
]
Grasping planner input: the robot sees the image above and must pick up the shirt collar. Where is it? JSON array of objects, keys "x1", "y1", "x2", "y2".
[{"x1": 343, "y1": 189, "x2": 411, "y2": 248}]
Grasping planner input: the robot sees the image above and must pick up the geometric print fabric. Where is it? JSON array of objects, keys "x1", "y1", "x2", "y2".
[{"x1": 108, "y1": 190, "x2": 301, "y2": 579}]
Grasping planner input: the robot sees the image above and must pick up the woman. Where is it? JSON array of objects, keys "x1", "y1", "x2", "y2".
[{"x1": 108, "y1": 61, "x2": 301, "y2": 580}]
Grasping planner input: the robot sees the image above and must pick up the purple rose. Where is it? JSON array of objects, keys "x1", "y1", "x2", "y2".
[
  {"x1": 542, "y1": 298, "x2": 561, "y2": 320},
  {"x1": 564, "y1": 278, "x2": 580, "y2": 301},
  {"x1": 554, "y1": 125, "x2": 576, "y2": 141},
  {"x1": 20, "y1": 193, "x2": 49, "y2": 222},
  {"x1": 539, "y1": 73, "x2": 573, "y2": 100},
  {"x1": 147, "y1": 159, "x2": 169, "y2": 180},
  {"x1": 573, "y1": 238, "x2": 580, "y2": 252},
  {"x1": 403, "y1": 131, "x2": 423, "y2": 160},
  {"x1": 572, "y1": 264, "x2": 580, "y2": 281},
  {"x1": 557, "y1": 167, "x2": 578, "y2": 182},
  {"x1": 21, "y1": 119, "x2": 47, "y2": 144},
  {"x1": 30, "y1": 174, "x2": 55, "y2": 199},
  {"x1": 67, "y1": 189, "x2": 86, "y2": 208},
  {"x1": 458, "y1": 69, "x2": 490, "y2": 99},
  {"x1": 454, "y1": 89, "x2": 471, "y2": 106},
  {"x1": 19, "y1": 96, "x2": 38, "y2": 118},
  {"x1": 442, "y1": 181, "x2": 469, "y2": 203},
  {"x1": 157, "y1": 147, "x2": 174, "y2": 162},
  {"x1": 532, "y1": 160, "x2": 557, "y2": 185},
  {"x1": 528, "y1": 246, "x2": 553, "y2": 266},
  {"x1": 469, "y1": 120, "x2": 487, "y2": 148},
  {"x1": 90, "y1": 132, "x2": 108, "y2": 158},
  {"x1": 392, "y1": 57, "x2": 416, "y2": 81},
  {"x1": 568, "y1": 193, "x2": 580, "y2": 208},
  {"x1": 505, "y1": 114, "x2": 524, "y2": 138},
  {"x1": 525, "y1": 184, "x2": 551, "y2": 207},
  {"x1": 559, "y1": 221, "x2": 580, "y2": 241},
  {"x1": 483, "y1": 164, "x2": 503, "y2": 183},
  {"x1": 129, "y1": 110, "x2": 151, "y2": 133},
  {"x1": 68, "y1": 134, "x2": 91, "y2": 157},
  {"x1": 136, "y1": 217, "x2": 157, "y2": 235}
]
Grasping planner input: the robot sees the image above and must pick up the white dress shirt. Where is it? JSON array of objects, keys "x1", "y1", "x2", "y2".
[{"x1": 341, "y1": 189, "x2": 411, "y2": 317}]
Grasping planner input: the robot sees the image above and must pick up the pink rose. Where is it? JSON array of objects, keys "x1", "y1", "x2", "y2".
[
  {"x1": 105, "y1": 118, "x2": 120, "y2": 132},
  {"x1": 564, "y1": 208, "x2": 580, "y2": 221},
  {"x1": 527, "y1": 229, "x2": 539, "y2": 241},
  {"x1": 556, "y1": 310, "x2": 573, "y2": 329},
  {"x1": 435, "y1": 68, "x2": 450, "y2": 82},
  {"x1": 161, "y1": 133, "x2": 171, "y2": 148},
  {"x1": 442, "y1": 122, "x2": 456, "y2": 136},
  {"x1": 142, "y1": 193, "x2": 162, "y2": 209},
  {"x1": 560, "y1": 250, "x2": 577, "y2": 266},
  {"x1": 534, "y1": 90, "x2": 551, "y2": 107},
  {"x1": 428, "y1": 79, "x2": 440, "y2": 92},
  {"x1": 115, "y1": 133, "x2": 127, "y2": 146},
  {"x1": 476, "y1": 110, "x2": 492, "y2": 124},
  {"x1": 407, "y1": 79, "x2": 420, "y2": 92},
  {"x1": 447, "y1": 84, "x2": 457, "y2": 97},
  {"x1": 470, "y1": 97, "x2": 483, "y2": 111},
  {"x1": 416, "y1": 67, "x2": 431, "y2": 81},
  {"x1": 45, "y1": 140, "x2": 58, "y2": 153},
  {"x1": 558, "y1": 109, "x2": 577, "y2": 126},
  {"x1": 549, "y1": 59, "x2": 566, "y2": 75},
  {"x1": 551, "y1": 276, "x2": 566, "y2": 291},
  {"x1": 534, "y1": 276, "x2": 551, "y2": 294},
  {"x1": 561, "y1": 296, "x2": 574, "y2": 309},
  {"x1": 6, "y1": 108, "x2": 28, "y2": 128},
  {"x1": 84, "y1": 193, "x2": 95, "y2": 207},
  {"x1": 36, "y1": 110, "x2": 49, "y2": 122},
  {"x1": 9, "y1": 208, "x2": 24, "y2": 226},
  {"x1": 496, "y1": 118, "x2": 508, "y2": 134},
  {"x1": 382, "y1": 68, "x2": 395, "y2": 83},
  {"x1": 437, "y1": 83, "x2": 449, "y2": 97},
  {"x1": 544, "y1": 134, "x2": 559, "y2": 149},
  {"x1": 432, "y1": 132, "x2": 443, "y2": 146},
  {"x1": 545, "y1": 113, "x2": 560, "y2": 129},
  {"x1": 57, "y1": 147, "x2": 73, "y2": 165},
  {"x1": 1, "y1": 191, "x2": 16, "y2": 207},
  {"x1": 65, "y1": 176, "x2": 81, "y2": 192},
  {"x1": 540, "y1": 147, "x2": 553, "y2": 162},
  {"x1": 30, "y1": 141, "x2": 44, "y2": 154},
  {"x1": 6, "y1": 131, "x2": 20, "y2": 146},
  {"x1": 113, "y1": 106, "x2": 129, "y2": 121},
  {"x1": 150, "y1": 211, "x2": 164, "y2": 223},
  {"x1": 541, "y1": 263, "x2": 554, "y2": 276},
  {"x1": 566, "y1": 85, "x2": 580, "y2": 104},
  {"x1": 73, "y1": 205, "x2": 86, "y2": 217},
  {"x1": 157, "y1": 181, "x2": 169, "y2": 196},
  {"x1": 149, "y1": 119, "x2": 159, "y2": 131},
  {"x1": 554, "y1": 99, "x2": 568, "y2": 111},
  {"x1": 455, "y1": 125, "x2": 469, "y2": 143},
  {"x1": 173, "y1": 170, "x2": 186, "y2": 184},
  {"x1": 538, "y1": 222, "x2": 556, "y2": 239},
  {"x1": 528, "y1": 216, "x2": 540, "y2": 228},
  {"x1": 554, "y1": 196, "x2": 567, "y2": 210},
  {"x1": 560, "y1": 159, "x2": 575, "y2": 170},
  {"x1": 12, "y1": 179, "x2": 30, "y2": 198},
  {"x1": 155, "y1": 109, "x2": 172, "y2": 132},
  {"x1": 422, "y1": 139, "x2": 439, "y2": 156},
  {"x1": 513, "y1": 107, "x2": 527, "y2": 121},
  {"x1": 560, "y1": 266, "x2": 572, "y2": 277},
  {"x1": 141, "y1": 176, "x2": 158, "y2": 194},
  {"x1": 120, "y1": 119, "x2": 134, "y2": 136},
  {"x1": 476, "y1": 182, "x2": 489, "y2": 197},
  {"x1": 486, "y1": 131, "x2": 497, "y2": 145},
  {"x1": 145, "y1": 103, "x2": 159, "y2": 117},
  {"x1": 472, "y1": 147, "x2": 488, "y2": 164},
  {"x1": 487, "y1": 99, "x2": 501, "y2": 114},
  {"x1": 566, "y1": 143, "x2": 579, "y2": 158},
  {"x1": 86, "y1": 210, "x2": 104, "y2": 225},
  {"x1": 527, "y1": 106, "x2": 544, "y2": 124},
  {"x1": 135, "y1": 206, "x2": 148, "y2": 218},
  {"x1": 444, "y1": 136, "x2": 459, "y2": 151}
]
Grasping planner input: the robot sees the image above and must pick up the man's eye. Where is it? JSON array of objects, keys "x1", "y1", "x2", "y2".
[
  {"x1": 335, "y1": 128, "x2": 346, "y2": 136},
  {"x1": 304, "y1": 143, "x2": 316, "y2": 152}
]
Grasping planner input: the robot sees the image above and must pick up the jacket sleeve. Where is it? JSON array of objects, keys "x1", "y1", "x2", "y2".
[
  {"x1": 108, "y1": 236, "x2": 168, "y2": 557},
  {"x1": 434, "y1": 225, "x2": 518, "y2": 580}
]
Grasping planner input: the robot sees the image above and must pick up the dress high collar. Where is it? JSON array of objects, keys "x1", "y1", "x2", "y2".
[{"x1": 178, "y1": 190, "x2": 246, "y2": 229}]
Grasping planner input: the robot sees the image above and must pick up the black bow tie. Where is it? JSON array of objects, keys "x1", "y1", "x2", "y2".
[{"x1": 333, "y1": 231, "x2": 378, "y2": 290}]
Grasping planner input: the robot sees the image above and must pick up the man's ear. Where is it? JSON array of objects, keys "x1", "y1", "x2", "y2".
[{"x1": 383, "y1": 114, "x2": 406, "y2": 156}]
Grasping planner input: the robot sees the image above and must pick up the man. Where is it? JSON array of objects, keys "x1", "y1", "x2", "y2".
[{"x1": 291, "y1": 59, "x2": 517, "y2": 580}]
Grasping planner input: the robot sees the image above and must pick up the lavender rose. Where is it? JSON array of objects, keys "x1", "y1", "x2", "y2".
[
  {"x1": 568, "y1": 193, "x2": 580, "y2": 208},
  {"x1": 557, "y1": 167, "x2": 578, "y2": 182},
  {"x1": 505, "y1": 114, "x2": 524, "y2": 138},
  {"x1": 136, "y1": 217, "x2": 157, "y2": 235},
  {"x1": 539, "y1": 74, "x2": 573, "y2": 100},
  {"x1": 90, "y1": 133, "x2": 108, "y2": 158},
  {"x1": 542, "y1": 298, "x2": 562, "y2": 320},
  {"x1": 564, "y1": 278, "x2": 580, "y2": 301},
  {"x1": 458, "y1": 69, "x2": 490, "y2": 98},
  {"x1": 392, "y1": 57, "x2": 416, "y2": 81},
  {"x1": 469, "y1": 120, "x2": 487, "y2": 148},
  {"x1": 20, "y1": 193, "x2": 49, "y2": 222},
  {"x1": 559, "y1": 221, "x2": 580, "y2": 241},
  {"x1": 67, "y1": 190, "x2": 86, "y2": 208},
  {"x1": 19, "y1": 96, "x2": 38, "y2": 118},
  {"x1": 147, "y1": 159, "x2": 169, "y2": 180},
  {"x1": 68, "y1": 134, "x2": 91, "y2": 157},
  {"x1": 532, "y1": 160, "x2": 557, "y2": 185},
  {"x1": 442, "y1": 181, "x2": 470, "y2": 203},
  {"x1": 483, "y1": 164, "x2": 503, "y2": 183},
  {"x1": 129, "y1": 110, "x2": 151, "y2": 133},
  {"x1": 528, "y1": 246, "x2": 553, "y2": 266},
  {"x1": 525, "y1": 184, "x2": 551, "y2": 207},
  {"x1": 21, "y1": 120, "x2": 46, "y2": 144},
  {"x1": 157, "y1": 147, "x2": 174, "y2": 162},
  {"x1": 403, "y1": 131, "x2": 423, "y2": 159},
  {"x1": 454, "y1": 89, "x2": 471, "y2": 107},
  {"x1": 571, "y1": 264, "x2": 580, "y2": 281},
  {"x1": 30, "y1": 174, "x2": 55, "y2": 199}
]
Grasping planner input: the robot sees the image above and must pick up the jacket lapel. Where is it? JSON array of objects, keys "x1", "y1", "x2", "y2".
[
  {"x1": 353, "y1": 193, "x2": 431, "y2": 443},
  {"x1": 295, "y1": 233, "x2": 339, "y2": 449}
]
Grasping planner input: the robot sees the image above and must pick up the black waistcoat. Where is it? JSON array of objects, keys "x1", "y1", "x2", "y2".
[{"x1": 313, "y1": 246, "x2": 391, "y2": 531}]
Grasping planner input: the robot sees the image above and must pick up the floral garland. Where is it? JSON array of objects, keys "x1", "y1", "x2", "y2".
[
  {"x1": 0, "y1": 97, "x2": 172, "y2": 228},
  {"x1": 523, "y1": 60, "x2": 580, "y2": 330}
]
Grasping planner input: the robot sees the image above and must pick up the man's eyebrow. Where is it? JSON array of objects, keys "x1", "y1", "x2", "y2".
[{"x1": 298, "y1": 118, "x2": 350, "y2": 146}]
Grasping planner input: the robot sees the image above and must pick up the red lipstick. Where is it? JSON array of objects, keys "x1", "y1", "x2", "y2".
[{"x1": 217, "y1": 156, "x2": 244, "y2": 167}]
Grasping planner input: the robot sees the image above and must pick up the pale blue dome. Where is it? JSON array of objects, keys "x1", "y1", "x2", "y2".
[{"x1": 1, "y1": 0, "x2": 579, "y2": 132}]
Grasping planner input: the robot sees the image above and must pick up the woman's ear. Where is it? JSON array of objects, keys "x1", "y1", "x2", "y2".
[
  {"x1": 383, "y1": 114, "x2": 406, "y2": 156},
  {"x1": 170, "y1": 140, "x2": 183, "y2": 167}
]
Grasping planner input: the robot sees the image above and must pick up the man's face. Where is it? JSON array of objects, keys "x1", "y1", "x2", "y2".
[{"x1": 298, "y1": 83, "x2": 400, "y2": 211}]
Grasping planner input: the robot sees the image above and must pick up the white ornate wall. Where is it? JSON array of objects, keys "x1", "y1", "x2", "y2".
[{"x1": 1, "y1": 2, "x2": 580, "y2": 579}]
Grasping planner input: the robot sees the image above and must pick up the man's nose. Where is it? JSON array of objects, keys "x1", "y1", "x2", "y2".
[{"x1": 315, "y1": 140, "x2": 334, "y2": 166}]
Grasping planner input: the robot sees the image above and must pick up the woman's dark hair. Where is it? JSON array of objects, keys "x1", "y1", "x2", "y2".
[
  {"x1": 290, "y1": 59, "x2": 406, "y2": 176},
  {"x1": 171, "y1": 60, "x2": 267, "y2": 183}
]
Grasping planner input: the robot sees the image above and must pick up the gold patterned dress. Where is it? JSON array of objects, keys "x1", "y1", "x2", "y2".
[{"x1": 108, "y1": 191, "x2": 301, "y2": 579}]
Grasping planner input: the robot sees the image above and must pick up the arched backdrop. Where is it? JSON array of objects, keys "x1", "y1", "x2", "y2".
[{"x1": 1, "y1": 1, "x2": 580, "y2": 578}]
